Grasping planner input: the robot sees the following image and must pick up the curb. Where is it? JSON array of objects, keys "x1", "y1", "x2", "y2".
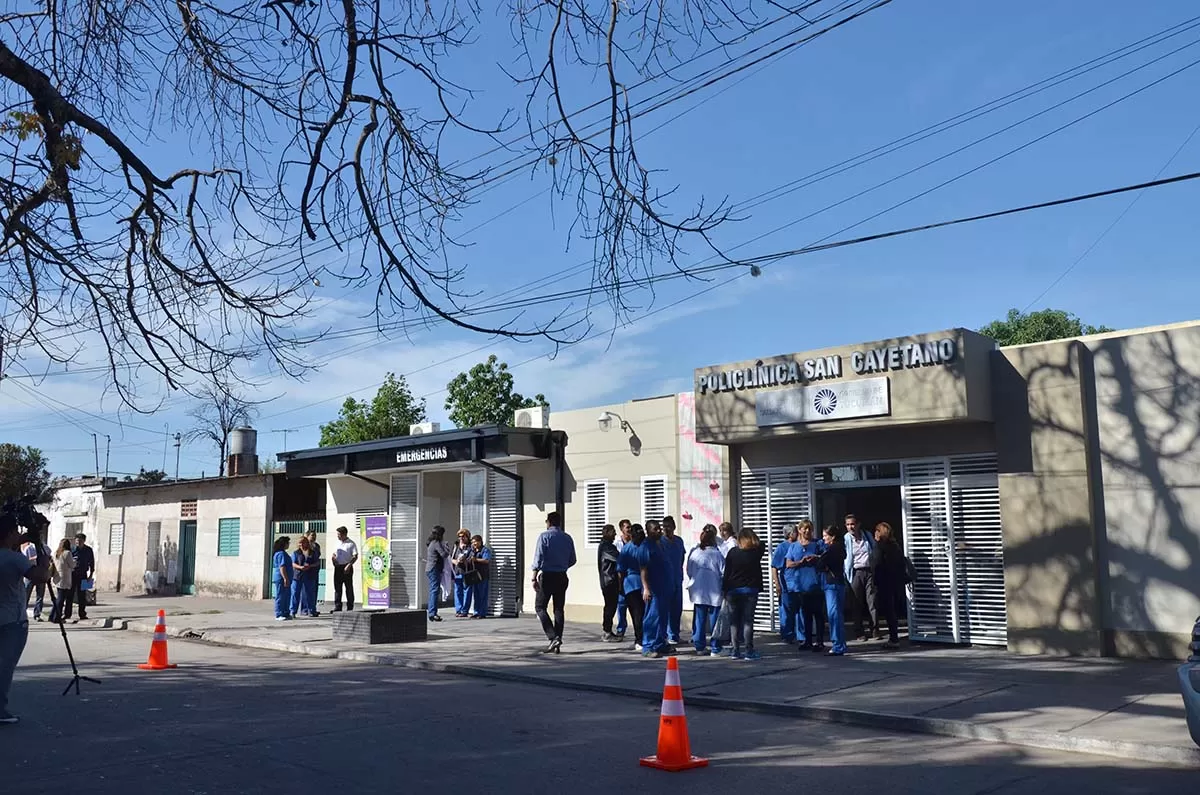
[{"x1": 103, "y1": 616, "x2": 1200, "y2": 769}]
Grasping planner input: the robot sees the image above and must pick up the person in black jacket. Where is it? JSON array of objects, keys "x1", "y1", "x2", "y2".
[
  {"x1": 69, "y1": 533, "x2": 95, "y2": 622},
  {"x1": 597, "y1": 524, "x2": 621, "y2": 640},
  {"x1": 871, "y1": 522, "x2": 907, "y2": 649},
  {"x1": 721, "y1": 528, "x2": 764, "y2": 660}
]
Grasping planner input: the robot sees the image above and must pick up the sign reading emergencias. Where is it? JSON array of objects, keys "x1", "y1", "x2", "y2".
[{"x1": 755, "y1": 377, "x2": 890, "y2": 427}]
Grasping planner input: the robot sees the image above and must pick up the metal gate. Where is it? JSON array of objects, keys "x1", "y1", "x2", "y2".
[
  {"x1": 949, "y1": 454, "x2": 1007, "y2": 645},
  {"x1": 738, "y1": 466, "x2": 812, "y2": 632},
  {"x1": 902, "y1": 455, "x2": 1007, "y2": 645},
  {"x1": 270, "y1": 519, "x2": 327, "y2": 602},
  {"x1": 902, "y1": 458, "x2": 956, "y2": 642},
  {"x1": 486, "y1": 469, "x2": 520, "y2": 617},
  {"x1": 389, "y1": 473, "x2": 420, "y2": 609}
]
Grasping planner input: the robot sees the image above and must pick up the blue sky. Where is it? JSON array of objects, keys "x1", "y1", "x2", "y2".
[{"x1": 2, "y1": 0, "x2": 1199, "y2": 478}]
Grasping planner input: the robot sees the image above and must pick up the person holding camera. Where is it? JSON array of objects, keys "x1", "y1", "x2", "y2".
[{"x1": 2, "y1": 511, "x2": 53, "y2": 724}]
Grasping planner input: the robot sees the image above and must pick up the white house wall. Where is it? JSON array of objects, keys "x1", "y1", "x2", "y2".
[{"x1": 97, "y1": 476, "x2": 274, "y2": 599}]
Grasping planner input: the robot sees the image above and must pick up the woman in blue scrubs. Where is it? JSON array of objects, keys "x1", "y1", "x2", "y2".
[
  {"x1": 617, "y1": 525, "x2": 646, "y2": 651},
  {"x1": 272, "y1": 536, "x2": 293, "y2": 622},
  {"x1": 786, "y1": 520, "x2": 825, "y2": 651},
  {"x1": 469, "y1": 535, "x2": 491, "y2": 618},
  {"x1": 291, "y1": 536, "x2": 318, "y2": 617}
]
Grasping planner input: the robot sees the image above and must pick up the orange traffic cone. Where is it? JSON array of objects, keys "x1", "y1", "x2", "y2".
[
  {"x1": 137, "y1": 610, "x2": 178, "y2": 670},
  {"x1": 639, "y1": 656, "x2": 708, "y2": 772}
]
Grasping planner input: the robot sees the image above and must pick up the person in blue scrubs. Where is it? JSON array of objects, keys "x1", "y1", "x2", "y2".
[
  {"x1": 772, "y1": 525, "x2": 800, "y2": 642},
  {"x1": 617, "y1": 524, "x2": 645, "y2": 651},
  {"x1": 271, "y1": 536, "x2": 293, "y2": 622},
  {"x1": 614, "y1": 520, "x2": 632, "y2": 639},
  {"x1": 636, "y1": 520, "x2": 672, "y2": 657},
  {"x1": 661, "y1": 516, "x2": 686, "y2": 645},
  {"x1": 816, "y1": 525, "x2": 848, "y2": 655},
  {"x1": 451, "y1": 529, "x2": 473, "y2": 617},
  {"x1": 786, "y1": 520, "x2": 824, "y2": 651},
  {"x1": 469, "y1": 535, "x2": 491, "y2": 618},
  {"x1": 290, "y1": 536, "x2": 315, "y2": 617}
]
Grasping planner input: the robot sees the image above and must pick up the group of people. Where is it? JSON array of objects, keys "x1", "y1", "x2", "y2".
[
  {"x1": 270, "y1": 526, "x2": 360, "y2": 621},
  {"x1": 23, "y1": 533, "x2": 95, "y2": 625},
  {"x1": 424, "y1": 526, "x2": 493, "y2": 621},
  {"x1": 595, "y1": 513, "x2": 911, "y2": 660},
  {"x1": 773, "y1": 513, "x2": 910, "y2": 649}
]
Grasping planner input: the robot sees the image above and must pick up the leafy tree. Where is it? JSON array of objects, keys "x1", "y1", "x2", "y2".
[
  {"x1": 979, "y1": 309, "x2": 1114, "y2": 347},
  {"x1": 319, "y1": 373, "x2": 426, "y2": 446},
  {"x1": 445, "y1": 356, "x2": 548, "y2": 428},
  {"x1": 185, "y1": 385, "x2": 260, "y2": 477},
  {"x1": 0, "y1": 443, "x2": 56, "y2": 503},
  {"x1": 121, "y1": 467, "x2": 168, "y2": 485},
  {"x1": 0, "y1": 0, "x2": 831, "y2": 409}
]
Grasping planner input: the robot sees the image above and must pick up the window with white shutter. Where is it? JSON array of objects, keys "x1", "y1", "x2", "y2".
[
  {"x1": 583, "y1": 480, "x2": 608, "y2": 545},
  {"x1": 641, "y1": 475, "x2": 668, "y2": 526}
]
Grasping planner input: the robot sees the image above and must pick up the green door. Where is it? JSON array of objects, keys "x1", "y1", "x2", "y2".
[{"x1": 178, "y1": 520, "x2": 197, "y2": 595}]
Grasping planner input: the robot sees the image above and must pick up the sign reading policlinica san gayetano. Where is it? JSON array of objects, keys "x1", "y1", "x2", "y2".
[{"x1": 698, "y1": 337, "x2": 958, "y2": 394}]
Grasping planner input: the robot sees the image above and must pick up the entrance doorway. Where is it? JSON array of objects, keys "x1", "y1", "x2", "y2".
[
  {"x1": 816, "y1": 485, "x2": 903, "y2": 542},
  {"x1": 177, "y1": 520, "x2": 197, "y2": 595}
]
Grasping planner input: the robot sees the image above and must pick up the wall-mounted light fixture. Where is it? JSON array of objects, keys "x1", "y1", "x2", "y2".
[{"x1": 597, "y1": 410, "x2": 631, "y2": 433}]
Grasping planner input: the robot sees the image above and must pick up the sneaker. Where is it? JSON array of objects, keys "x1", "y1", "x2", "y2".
[
  {"x1": 828, "y1": 648, "x2": 845, "y2": 656},
  {"x1": 634, "y1": 643, "x2": 644, "y2": 652},
  {"x1": 744, "y1": 650, "x2": 762, "y2": 661},
  {"x1": 642, "y1": 648, "x2": 664, "y2": 659},
  {"x1": 614, "y1": 632, "x2": 625, "y2": 640},
  {"x1": 662, "y1": 644, "x2": 678, "y2": 655},
  {"x1": 602, "y1": 632, "x2": 618, "y2": 642},
  {"x1": 332, "y1": 606, "x2": 343, "y2": 612},
  {"x1": 275, "y1": 616, "x2": 287, "y2": 622},
  {"x1": 0, "y1": 712, "x2": 18, "y2": 725}
]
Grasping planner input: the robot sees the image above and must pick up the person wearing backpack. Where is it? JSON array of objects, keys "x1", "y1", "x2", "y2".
[{"x1": 871, "y1": 522, "x2": 907, "y2": 649}]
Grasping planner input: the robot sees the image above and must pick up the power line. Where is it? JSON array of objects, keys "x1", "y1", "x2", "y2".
[
  {"x1": 276, "y1": 168, "x2": 1200, "y2": 431},
  {"x1": 12, "y1": 4, "x2": 1179, "y2": 372},
  {"x1": 1020, "y1": 119, "x2": 1200, "y2": 311}
]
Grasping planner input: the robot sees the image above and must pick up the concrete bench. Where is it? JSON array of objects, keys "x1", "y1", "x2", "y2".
[{"x1": 332, "y1": 609, "x2": 428, "y2": 645}]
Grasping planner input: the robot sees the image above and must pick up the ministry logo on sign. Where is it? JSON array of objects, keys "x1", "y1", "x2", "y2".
[{"x1": 813, "y1": 388, "x2": 838, "y2": 416}]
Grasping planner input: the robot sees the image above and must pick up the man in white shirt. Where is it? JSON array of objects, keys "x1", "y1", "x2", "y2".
[
  {"x1": 713, "y1": 521, "x2": 736, "y2": 650},
  {"x1": 330, "y1": 526, "x2": 359, "y2": 612},
  {"x1": 22, "y1": 540, "x2": 51, "y2": 622},
  {"x1": 843, "y1": 514, "x2": 878, "y2": 641},
  {"x1": 718, "y1": 521, "x2": 736, "y2": 557}
]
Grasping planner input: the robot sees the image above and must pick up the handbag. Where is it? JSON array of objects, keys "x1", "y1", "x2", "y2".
[{"x1": 463, "y1": 558, "x2": 483, "y2": 586}]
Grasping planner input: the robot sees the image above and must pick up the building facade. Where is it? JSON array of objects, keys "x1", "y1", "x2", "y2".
[{"x1": 47, "y1": 319, "x2": 1200, "y2": 660}]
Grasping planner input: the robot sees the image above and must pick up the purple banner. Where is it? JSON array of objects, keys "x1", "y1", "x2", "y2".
[{"x1": 361, "y1": 515, "x2": 390, "y2": 608}]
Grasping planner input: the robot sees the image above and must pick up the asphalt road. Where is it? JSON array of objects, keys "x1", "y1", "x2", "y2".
[{"x1": 1, "y1": 624, "x2": 1195, "y2": 794}]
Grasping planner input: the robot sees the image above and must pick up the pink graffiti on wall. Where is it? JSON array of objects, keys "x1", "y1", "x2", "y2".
[{"x1": 676, "y1": 392, "x2": 725, "y2": 546}]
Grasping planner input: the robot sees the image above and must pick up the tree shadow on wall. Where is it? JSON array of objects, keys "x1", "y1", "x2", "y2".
[{"x1": 999, "y1": 330, "x2": 1200, "y2": 659}]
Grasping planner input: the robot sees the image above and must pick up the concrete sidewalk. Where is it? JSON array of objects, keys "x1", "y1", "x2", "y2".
[{"x1": 66, "y1": 593, "x2": 1200, "y2": 767}]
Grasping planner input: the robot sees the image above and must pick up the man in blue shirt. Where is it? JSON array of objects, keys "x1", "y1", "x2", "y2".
[
  {"x1": 614, "y1": 519, "x2": 632, "y2": 639},
  {"x1": 660, "y1": 516, "x2": 686, "y2": 645},
  {"x1": 637, "y1": 520, "x2": 673, "y2": 658},
  {"x1": 531, "y1": 511, "x2": 576, "y2": 653}
]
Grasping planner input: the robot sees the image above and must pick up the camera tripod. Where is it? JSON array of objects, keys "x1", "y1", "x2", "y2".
[{"x1": 58, "y1": 619, "x2": 100, "y2": 696}]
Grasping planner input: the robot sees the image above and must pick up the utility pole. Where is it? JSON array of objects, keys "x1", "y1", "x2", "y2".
[
  {"x1": 104, "y1": 434, "x2": 111, "y2": 480},
  {"x1": 162, "y1": 423, "x2": 169, "y2": 472},
  {"x1": 92, "y1": 433, "x2": 100, "y2": 477},
  {"x1": 271, "y1": 428, "x2": 299, "y2": 453},
  {"x1": 173, "y1": 432, "x2": 182, "y2": 480}
]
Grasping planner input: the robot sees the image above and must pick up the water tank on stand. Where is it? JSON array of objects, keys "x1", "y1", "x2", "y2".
[{"x1": 227, "y1": 427, "x2": 259, "y2": 476}]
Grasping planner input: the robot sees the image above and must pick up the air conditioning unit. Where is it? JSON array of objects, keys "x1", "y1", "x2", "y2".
[
  {"x1": 513, "y1": 406, "x2": 549, "y2": 429},
  {"x1": 409, "y1": 422, "x2": 440, "y2": 435}
]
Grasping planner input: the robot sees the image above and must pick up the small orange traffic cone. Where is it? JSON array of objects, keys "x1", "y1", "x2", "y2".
[
  {"x1": 137, "y1": 610, "x2": 178, "y2": 670},
  {"x1": 639, "y1": 656, "x2": 708, "y2": 772}
]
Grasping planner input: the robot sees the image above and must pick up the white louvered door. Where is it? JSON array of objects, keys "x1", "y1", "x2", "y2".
[
  {"x1": 901, "y1": 459, "x2": 957, "y2": 642},
  {"x1": 388, "y1": 474, "x2": 421, "y2": 609},
  {"x1": 949, "y1": 454, "x2": 1007, "y2": 645},
  {"x1": 739, "y1": 466, "x2": 812, "y2": 632},
  {"x1": 486, "y1": 469, "x2": 520, "y2": 617}
]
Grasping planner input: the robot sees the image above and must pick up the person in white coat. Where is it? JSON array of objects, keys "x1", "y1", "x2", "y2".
[{"x1": 685, "y1": 524, "x2": 725, "y2": 656}]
